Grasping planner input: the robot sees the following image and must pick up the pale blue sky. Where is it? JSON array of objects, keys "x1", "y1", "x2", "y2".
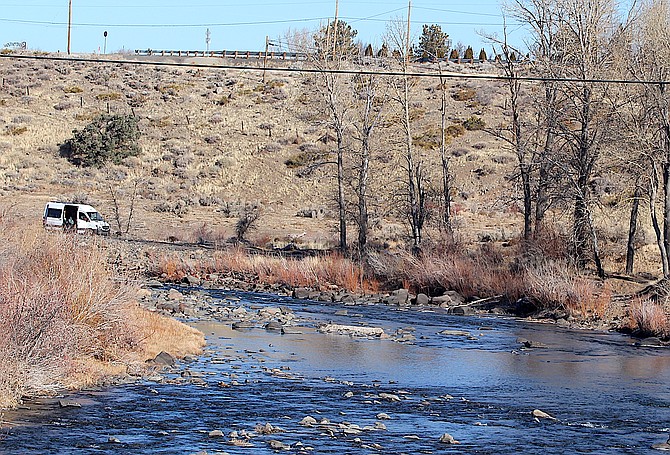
[{"x1": 0, "y1": 0, "x2": 524, "y2": 54}]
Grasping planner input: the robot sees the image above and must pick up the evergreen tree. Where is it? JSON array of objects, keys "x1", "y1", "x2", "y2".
[
  {"x1": 464, "y1": 46, "x2": 474, "y2": 60},
  {"x1": 479, "y1": 48, "x2": 487, "y2": 61},
  {"x1": 417, "y1": 24, "x2": 450, "y2": 59},
  {"x1": 314, "y1": 20, "x2": 358, "y2": 57},
  {"x1": 60, "y1": 114, "x2": 140, "y2": 167}
]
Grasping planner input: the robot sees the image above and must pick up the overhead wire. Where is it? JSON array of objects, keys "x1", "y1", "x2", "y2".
[{"x1": 0, "y1": 52, "x2": 668, "y2": 86}]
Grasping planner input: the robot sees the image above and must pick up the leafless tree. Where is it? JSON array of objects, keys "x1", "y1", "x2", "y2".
[
  {"x1": 351, "y1": 73, "x2": 389, "y2": 254},
  {"x1": 312, "y1": 28, "x2": 352, "y2": 252},
  {"x1": 511, "y1": 0, "x2": 632, "y2": 278},
  {"x1": 386, "y1": 17, "x2": 427, "y2": 253},
  {"x1": 626, "y1": 0, "x2": 670, "y2": 276}
]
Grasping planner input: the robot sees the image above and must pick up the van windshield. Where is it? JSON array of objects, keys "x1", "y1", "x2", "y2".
[{"x1": 87, "y1": 212, "x2": 103, "y2": 221}]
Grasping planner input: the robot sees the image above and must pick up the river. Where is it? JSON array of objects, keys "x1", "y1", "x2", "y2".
[{"x1": 2, "y1": 289, "x2": 669, "y2": 454}]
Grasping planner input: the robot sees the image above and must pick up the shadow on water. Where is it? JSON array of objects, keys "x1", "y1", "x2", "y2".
[{"x1": 2, "y1": 289, "x2": 670, "y2": 454}]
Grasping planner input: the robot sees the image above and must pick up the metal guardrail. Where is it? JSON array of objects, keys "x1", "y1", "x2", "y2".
[{"x1": 134, "y1": 49, "x2": 309, "y2": 60}]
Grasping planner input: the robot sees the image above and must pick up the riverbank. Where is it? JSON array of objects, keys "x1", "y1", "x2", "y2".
[
  {"x1": 101, "y1": 236, "x2": 669, "y2": 342},
  {"x1": 0, "y1": 223, "x2": 205, "y2": 409}
]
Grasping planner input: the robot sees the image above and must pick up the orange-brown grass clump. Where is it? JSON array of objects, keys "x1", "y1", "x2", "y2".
[
  {"x1": 150, "y1": 247, "x2": 378, "y2": 292},
  {"x1": 629, "y1": 299, "x2": 669, "y2": 338},
  {"x1": 0, "y1": 221, "x2": 204, "y2": 409}
]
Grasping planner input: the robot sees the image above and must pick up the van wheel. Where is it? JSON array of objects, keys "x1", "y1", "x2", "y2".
[{"x1": 86, "y1": 229, "x2": 96, "y2": 236}]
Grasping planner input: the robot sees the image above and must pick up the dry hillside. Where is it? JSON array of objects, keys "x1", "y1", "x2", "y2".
[{"x1": 0, "y1": 52, "x2": 659, "y2": 277}]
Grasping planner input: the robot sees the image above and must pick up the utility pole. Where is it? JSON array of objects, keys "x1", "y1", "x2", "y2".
[
  {"x1": 406, "y1": 0, "x2": 411, "y2": 64},
  {"x1": 332, "y1": 0, "x2": 339, "y2": 57},
  {"x1": 263, "y1": 35, "x2": 269, "y2": 84},
  {"x1": 67, "y1": 0, "x2": 73, "y2": 54},
  {"x1": 103, "y1": 30, "x2": 107, "y2": 54},
  {"x1": 206, "y1": 28, "x2": 211, "y2": 52}
]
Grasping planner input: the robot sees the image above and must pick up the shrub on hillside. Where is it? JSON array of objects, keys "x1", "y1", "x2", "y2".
[
  {"x1": 60, "y1": 114, "x2": 141, "y2": 167},
  {"x1": 463, "y1": 116, "x2": 486, "y2": 131}
]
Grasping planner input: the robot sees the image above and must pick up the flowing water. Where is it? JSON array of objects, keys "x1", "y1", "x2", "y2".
[{"x1": 2, "y1": 289, "x2": 670, "y2": 454}]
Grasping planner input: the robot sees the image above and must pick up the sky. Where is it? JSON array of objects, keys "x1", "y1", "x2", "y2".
[{"x1": 0, "y1": 0, "x2": 526, "y2": 55}]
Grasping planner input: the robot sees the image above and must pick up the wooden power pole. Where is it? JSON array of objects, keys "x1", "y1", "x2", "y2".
[
  {"x1": 67, "y1": 0, "x2": 73, "y2": 54},
  {"x1": 332, "y1": 0, "x2": 339, "y2": 57},
  {"x1": 263, "y1": 35, "x2": 269, "y2": 83},
  {"x1": 406, "y1": 0, "x2": 411, "y2": 63}
]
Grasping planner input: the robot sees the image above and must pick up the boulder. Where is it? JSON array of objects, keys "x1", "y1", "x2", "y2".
[
  {"x1": 517, "y1": 338, "x2": 549, "y2": 349},
  {"x1": 268, "y1": 440, "x2": 291, "y2": 450},
  {"x1": 318, "y1": 323, "x2": 385, "y2": 338},
  {"x1": 208, "y1": 430, "x2": 224, "y2": 438},
  {"x1": 414, "y1": 293, "x2": 430, "y2": 305},
  {"x1": 58, "y1": 400, "x2": 81, "y2": 408},
  {"x1": 293, "y1": 288, "x2": 312, "y2": 300},
  {"x1": 299, "y1": 416, "x2": 317, "y2": 427},
  {"x1": 232, "y1": 321, "x2": 255, "y2": 330},
  {"x1": 531, "y1": 409, "x2": 557, "y2": 420},
  {"x1": 392, "y1": 288, "x2": 410, "y2": 304},
  {"x1": 651, "y1": 436, "x2": 670, "y2": 451},
  {"x1": 182, "y1": 275, "x2": 201, "y2": 286},
  {"x1": 439, "y1": 433, "x2": 460, "y2": 444},
  {"x1": 264, "y1": 321, "x2": 284, "y2": 332},
  {"x1": 449, "y1": 305, "x2": 476, "y2": 316},
  {"x1": 150, "y1": 351, "x2": 175, "y2": 367}
]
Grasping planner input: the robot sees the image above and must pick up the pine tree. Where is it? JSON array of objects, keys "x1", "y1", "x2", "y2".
[{"x1": 417, "y1": 24, "x2": 450, "y2": 60}]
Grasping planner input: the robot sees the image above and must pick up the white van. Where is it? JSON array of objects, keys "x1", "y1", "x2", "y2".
[{"x1": 43, "y1": 202, "x2": 111, "y2": 235}]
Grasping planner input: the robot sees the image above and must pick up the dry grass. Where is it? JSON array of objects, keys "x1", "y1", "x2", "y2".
[
  {"x1": 150, "y1": 247, "x2": 378, "y2": 292},
  {"x1": 0, "y1": 220, "x2": 203, "y2": 408},
  {"x1": 629, "y1": 299, "x2": 669, "y2": 338}
]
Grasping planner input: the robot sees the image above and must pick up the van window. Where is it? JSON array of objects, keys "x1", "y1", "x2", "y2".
[{"x1": 46, "y1": 208, "x2": 62, "y2": 219}]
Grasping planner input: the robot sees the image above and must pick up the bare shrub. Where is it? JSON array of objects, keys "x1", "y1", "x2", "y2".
[
  {"x1": 261, "y1": 142, "x2": 282, "y2": 153},
  {"x1": 236, "y1": 205, "x2": 261, "y2": 241}
]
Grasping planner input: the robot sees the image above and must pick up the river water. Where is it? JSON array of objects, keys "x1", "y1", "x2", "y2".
[{"x1": 2, "y1": 289, "x2": 670, "y2": 454}]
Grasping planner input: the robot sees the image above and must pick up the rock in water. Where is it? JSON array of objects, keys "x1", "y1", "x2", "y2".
[
  {"x1": 150, "y1": 351, "x2": 175, "y2": 367},
  {"x1": 532, "y1": 409, "x2": 557, "y2": 420},
  {"x1": 652, "y1": 436, "x2": 670, "y2": 451},
  {"x1": 318, "y1": 323, "x2": 385, "y2": 338},
  {"x1": 268, "y1": 440, "x2": 291, "y2": 450},
  {"x1": 58, "y1": 400, "x2": 81, "y2": 408},
  {"x1": 208, "y1": 430, "x2": 224, "y2": 438},
  {"x1": 439, "y1": 433, "x2": 460, "y2": 444},
  {"x1": 299, "y1": 416, "x2": 317, "y2": 426}
]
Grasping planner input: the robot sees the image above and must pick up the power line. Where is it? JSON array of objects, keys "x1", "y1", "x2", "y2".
[{"x1": 1, "y1": 53, "x2": 667, "y2": 86}]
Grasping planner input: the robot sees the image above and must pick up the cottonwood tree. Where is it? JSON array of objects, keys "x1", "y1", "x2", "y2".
[
  {"x1": 487, "y1": 26, "x2": 533, "y2": 240},
  {"x1": 351, "y1": 73, "x2": 389, "y2": 254},
  {"x1": 511, "y1": 0, "x2": 631, "y2": 277},
  {"x1": 311, "y1": 24, "x2": 355, "y2": 252},
  {"x1": 626, "y1": 0, "x2": 670, "y2": 276},
  {"x1": 506, "y1": 0, "x2": 565, "y2": 240},
  {"x1": 386, "y1": 17, "x2": 427, "y2": 253}
]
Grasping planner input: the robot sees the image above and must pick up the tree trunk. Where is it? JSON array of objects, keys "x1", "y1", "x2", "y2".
[
  {"x1": 336, "y1": 125, "x2": 347, "y2": 252},
  {"x1": 650, "y1": 162, "x2": 670, "y2": 276},
  {"x1": 626, "y1": 185, "x2": 641, "y2": 275},
  {"x1": 358, "y1": 136, "x2": 370, "y2": 252},
  {"x1": 573, "y1": 180, "x2": 591, "y2": 269},
  {"x1": 402, "y1": 74, "x2": 421, "y2": 251},
  {"x1": 521, "y1": 163, "x2": 532, "y2": 241},
  {"x1": 439, "y1": 79, "x2": 452, "y2": 233}
]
